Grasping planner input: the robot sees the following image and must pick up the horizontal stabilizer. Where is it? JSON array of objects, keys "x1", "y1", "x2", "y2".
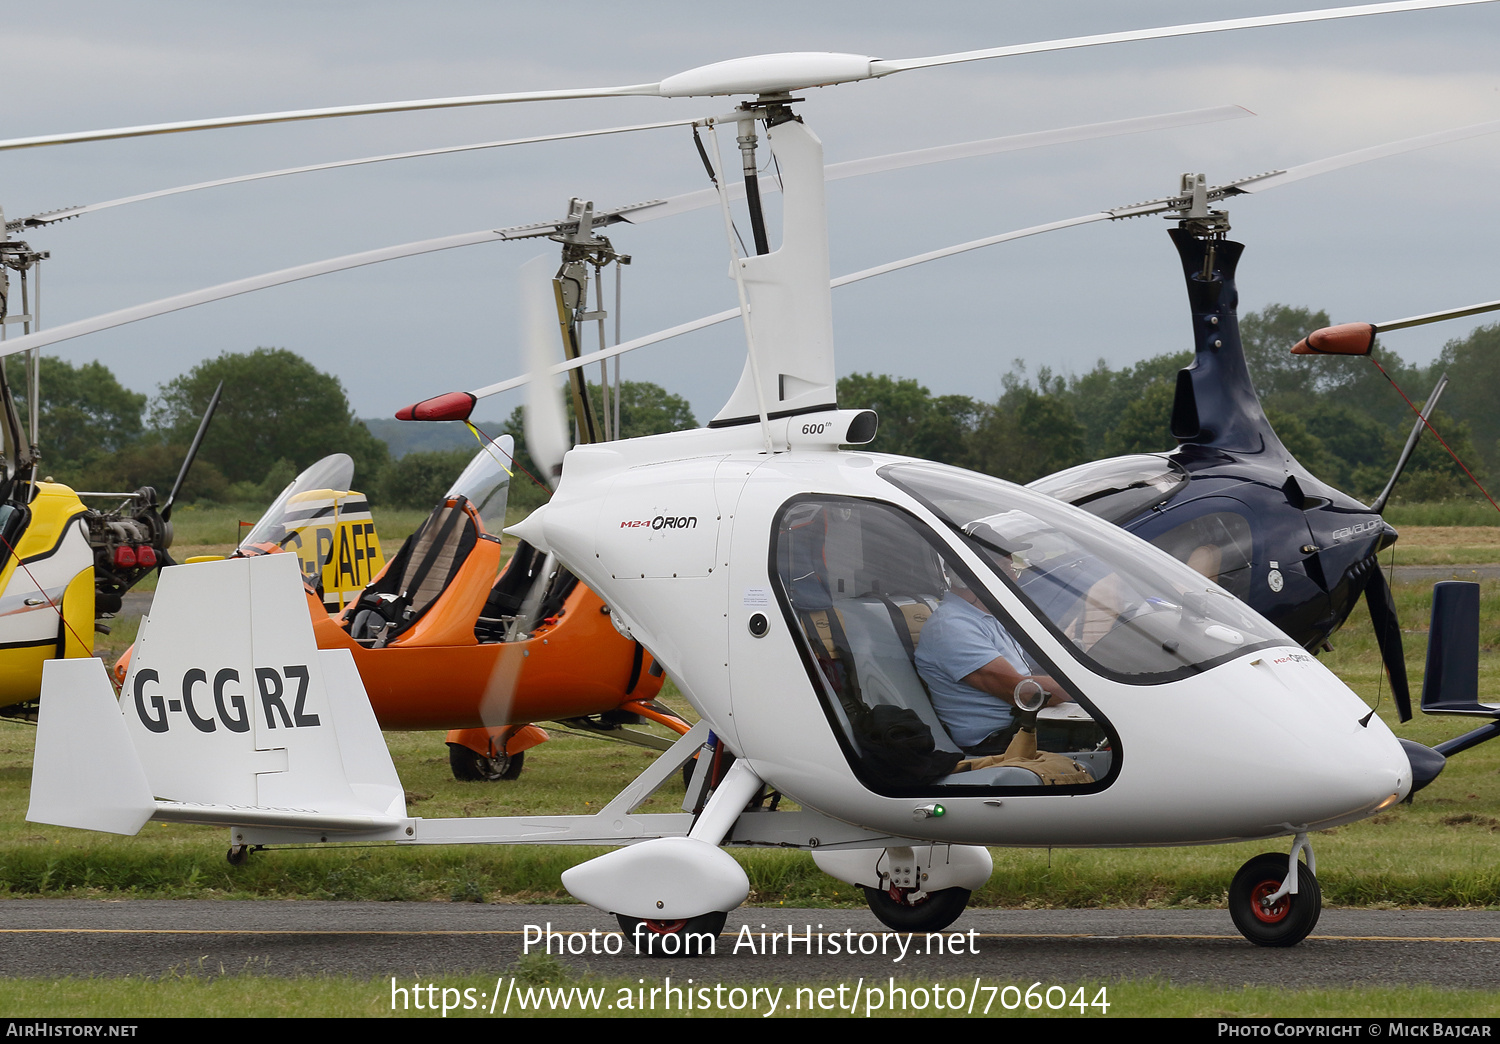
[{"x1": 28, "y1": 658, "x2": 155, "y2": 835}]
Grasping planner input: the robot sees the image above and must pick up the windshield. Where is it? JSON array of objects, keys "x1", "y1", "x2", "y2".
[
  {"x1": 445, "y1": 435, "x2": 514, "y2": 536},
  {"x1": 882, "y1": 462, "x2": 1288, "y2": 683},
  {"x1": 239, "y1": 453, "x2": 355, "y2": 550}
]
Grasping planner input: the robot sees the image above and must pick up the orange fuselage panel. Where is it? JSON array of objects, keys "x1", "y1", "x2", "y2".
[{"x1": 305, "y1": 584, "x2": 662, "y2": 731}]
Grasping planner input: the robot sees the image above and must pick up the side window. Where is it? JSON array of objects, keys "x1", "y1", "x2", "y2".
[
  {"x1": 775, "y1": 497, "x2": 1114, "y2": 797},
  {"x1": 1149, "y1": 511, "x2": 1254, "y2": 600}
]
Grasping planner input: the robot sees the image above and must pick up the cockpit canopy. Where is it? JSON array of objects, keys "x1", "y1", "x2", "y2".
[{"x1": 1026, "y1": 454, "x2": 1188, "y2": 525}]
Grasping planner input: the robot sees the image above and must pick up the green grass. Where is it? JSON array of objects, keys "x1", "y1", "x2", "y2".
[
  {"x1": 1388, "y1": 526, "x2": 1500, "y2": 565},
  {"x1": 1387, "y1": 501, "x2": 1500, "y2": 528}
]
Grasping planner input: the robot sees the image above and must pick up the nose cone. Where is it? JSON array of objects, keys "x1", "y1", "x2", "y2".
[
  {"x1": 1398, "y1": 738, "x2": 1446, "y2": 795},
  {"x1": 1283, "y1": 710, "x2": 1412, "y2": 830},
  {"x1": 1193, "y1": 656, "x2": 1414, "y2": 836}
]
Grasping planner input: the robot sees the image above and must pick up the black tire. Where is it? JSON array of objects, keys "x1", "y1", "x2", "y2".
[
  {"x1": 1228, "y1": 852, "x2": 1321, "y2": 947},
  {"x1": 616, "y1": 912, "x2": 728, "y2": 957},
  {"x1": 226, "y1": 845, "x2": 249, "y2": 866},
  {"x1": 862, "y1": 885, "x2": 971, "y2": 933},
  {"x1": 447, "y1": 743, "x2": 521, "y2": 782},
  {"x1": 498, "y1": 749, "x2": 525, "y2": 781}
]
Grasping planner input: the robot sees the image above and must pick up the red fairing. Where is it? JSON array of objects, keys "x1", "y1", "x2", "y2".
[
  {"x1": 1290, "y1": 323, "x2": 1376, "y2": 356},
  {"x1": 396, "y1": 391, "x2": 477, "y2": 422}
]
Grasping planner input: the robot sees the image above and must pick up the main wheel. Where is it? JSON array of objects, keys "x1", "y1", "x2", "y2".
[
  {"x1": 1228, "y1": 852, "x2": 1321, "y2": 947},
  {"x1": 862, "y1": 885, "x2": 971, "y2": 933},
  {"x1": 498, "y1": 749, "x2": 525, "y2": 780},
  {"x1": 447, "y1": 743, "x2": 523, "y2": 782},
  {"x1": 616, "y1": 912, "x2": 728, "y2": 957}
]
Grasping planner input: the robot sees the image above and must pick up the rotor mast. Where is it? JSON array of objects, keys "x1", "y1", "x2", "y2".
[
  {"x1": 0, "y1": 206, "x2": 45, "y2": 479},
  {"x1": 706, "y1": 94, "x2": 838, "y2": 432}
]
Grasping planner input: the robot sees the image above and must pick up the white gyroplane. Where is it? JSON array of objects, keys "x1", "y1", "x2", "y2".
[{"x1": 23, "y1": 1, "x2": 1486, "y2": 951}]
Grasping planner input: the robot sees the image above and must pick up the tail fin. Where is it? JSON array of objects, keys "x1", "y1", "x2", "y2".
[
  {"x1": 28, "y1": 553, "x2": 406, "y2": 836},
  {"x1": 1421, "y1": 581, "x2": 1494, "y2": 717}
]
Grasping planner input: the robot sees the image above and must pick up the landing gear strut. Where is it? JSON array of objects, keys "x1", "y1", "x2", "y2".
[{"x1": 448, "y1": 743, "x2": 525, "y2": 782}]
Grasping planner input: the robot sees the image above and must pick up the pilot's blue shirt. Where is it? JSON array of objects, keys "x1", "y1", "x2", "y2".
[{"x1": 914, "y1": 593, "x2": 1030, "y2": 749}]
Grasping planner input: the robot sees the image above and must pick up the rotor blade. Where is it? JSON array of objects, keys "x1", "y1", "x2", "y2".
[
  {"x1": 464, "y1": 113, "x2": 1500, "y2": 397},
  {"x1": 868, "y1": 1, "x2": 1497, "y2": 77},
  {"x1": 1365, "y1": 565, "x2": 1413, "y2": 722},
  {"x1": 1104, "y1": 116, "x2": 1500, "y2": 220},
  {"x1": 519, "y1": 257, "x2": 570, "y2": 488},
  {"x1": 469, "y1": 211, "x2": 1110, "y2": 399},
  {"x1": 1372, "y1": 297, "x2": 1500, "y2": 333},
  {"x1": 162, "y1": 380, "x2": 224, "y2": 523},
  {"x1": 0, "y1": 83, "x2": 664, "y2": 152},
  {"x1": 1291, "y1": 294, "x2": 1500, "y2": 354},
  {"x1": 1370, "y1": 372, "x2": 1448, "y2": 515},
  {"x1": 10, "y1": 114, "x2": 1497, "y2": 369},
  {"x1": 621, "y1": 105, "x2": 1255, "y2": 226},
  {"x1": 9, "y1": 120, "x2": 696, "y2": 231},
  {"x1": 0, "y1": 228, "x2": 512, "y2": 361},
  {"x1": 1235, "y1": 118, "x2": 1500, "y2": 194},
  {"x1": 6, "y1": 2, "x2": 1481, "y2": 154}
]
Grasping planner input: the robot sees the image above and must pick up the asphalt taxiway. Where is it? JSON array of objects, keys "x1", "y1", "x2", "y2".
[{"x1": 2, "y1": 901, "x2": 1497, "y2": 989}]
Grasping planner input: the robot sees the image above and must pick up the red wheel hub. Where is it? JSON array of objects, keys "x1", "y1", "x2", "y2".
[
  {"x1": 887, "y1": 885, "x2": 928, "y2": 907},
  {"x1": 644, "y1": 918, "x2": 688, "y2": 934},
  {"x1": 1249, "y1": 880, "x2": 1290, "y2": 924}
]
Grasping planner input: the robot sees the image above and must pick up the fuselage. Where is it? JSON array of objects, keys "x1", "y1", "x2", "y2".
[{"x1": 512, "y1": 412, "x2": 1412, "y2": 850}]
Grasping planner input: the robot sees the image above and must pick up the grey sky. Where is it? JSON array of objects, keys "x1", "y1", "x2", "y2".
[{"x1": 3, "y1": 1, "x2": 1498, "y2": 424}]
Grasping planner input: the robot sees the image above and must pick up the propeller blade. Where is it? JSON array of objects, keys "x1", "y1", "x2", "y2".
[
  {"x1": 161, "y1": 380, "x2": 224, "y2": 524},
  {"x1": 8, "y1": 120, "x2": 695, "y2": 231},
  {"x1": 4, "y1": 2, "x2": 1483, "y2": 153},
  {"x1": 1370, "y1": 372, "x2": 1448, "y2": 514},
  {"x1": 1365, "y1": 566, "x2": 1413, "y2": 722},
  {"x1": 519, "y1": 257, "x2": 570, "y2": 487}
]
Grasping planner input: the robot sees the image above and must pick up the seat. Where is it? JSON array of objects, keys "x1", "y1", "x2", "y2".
[{"x1": 345, "y1": 496, "x2": 480, "y2": 645}]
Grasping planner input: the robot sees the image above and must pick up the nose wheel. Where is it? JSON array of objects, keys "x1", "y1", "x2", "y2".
[
  {"x1": 862, "y1": 884, "x2": 972, "y2": 933},
  {"x1": 1228, "y1": 851, "x2": 1321, "y2": 947},
  {"x1": 616, "y1": 912, "x2": 728, "y2": 956}
]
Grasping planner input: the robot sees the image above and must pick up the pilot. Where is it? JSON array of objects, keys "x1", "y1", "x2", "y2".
[{"x1": 914, "y1": 569, "x2": 1070, "y2": 755}]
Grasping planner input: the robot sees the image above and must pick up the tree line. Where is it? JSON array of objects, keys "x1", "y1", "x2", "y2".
[
  {"x1": 838, "y1": 305, "x2": 1497, "y2": 504},
  {"x1": 14, "y1": 348, "x2": 698, "y2": 511},
  {"x1": 18, "y1": 305, "x2": 1498, "y2": 516}
]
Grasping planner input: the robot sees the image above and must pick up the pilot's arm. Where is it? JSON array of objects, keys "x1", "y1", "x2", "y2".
[{"x1": 962, "y1": 658, "x2": 1070, "y2": 709}]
